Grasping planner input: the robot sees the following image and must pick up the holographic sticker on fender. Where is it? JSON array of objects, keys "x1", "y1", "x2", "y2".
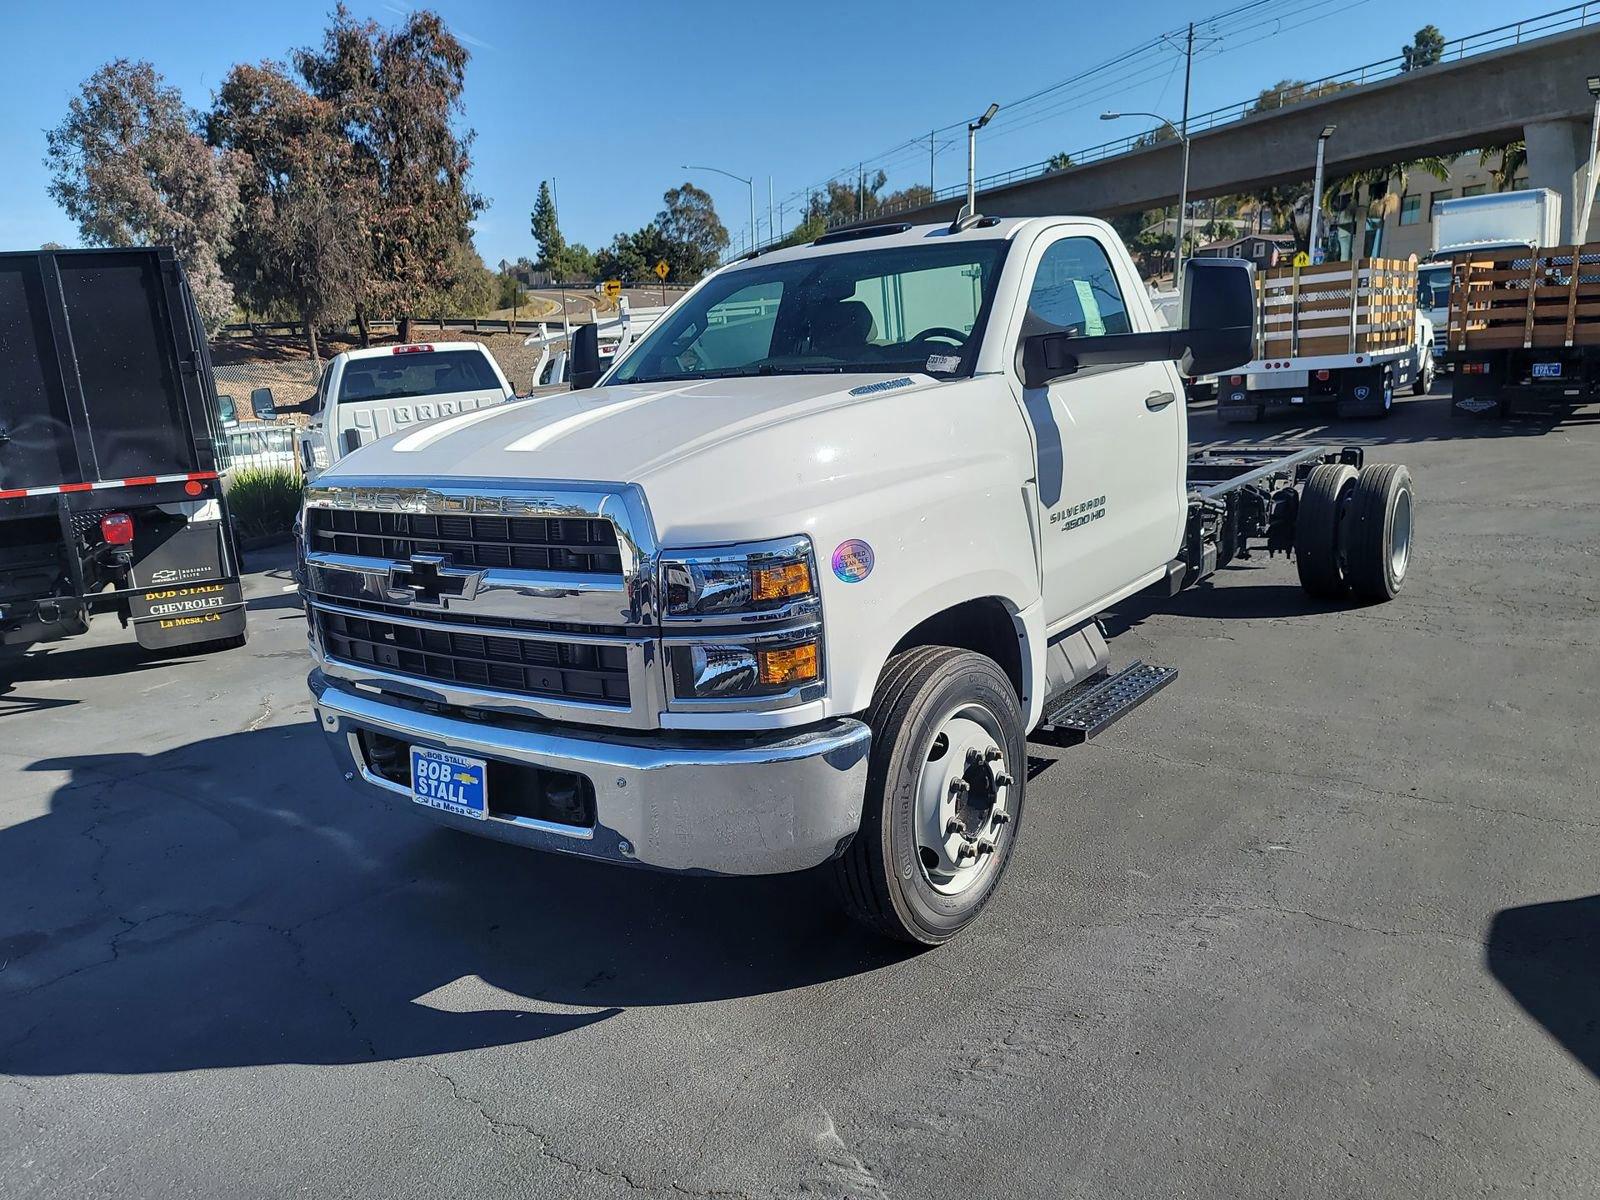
[{"x1": 832, "y1": 539, "x2": 874, "y2": 583}]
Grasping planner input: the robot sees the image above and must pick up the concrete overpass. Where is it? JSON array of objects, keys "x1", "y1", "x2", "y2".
[{"x1": 838, "y1": 20, "x2": 1600, "y2": 243}]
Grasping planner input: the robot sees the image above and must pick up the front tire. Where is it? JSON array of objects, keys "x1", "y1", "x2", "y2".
[
  {"x1": 832, "y1": 646, "x2": 1025, "y2": 946},
  {"x1": 1412, "y1": 350, "x2": 1435, "y2": 396}
]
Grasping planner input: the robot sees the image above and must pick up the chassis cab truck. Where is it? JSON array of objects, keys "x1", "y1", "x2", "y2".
[
  {"x1": 1219, "y1": 255, "x2": 1434, "y2": 422},
  {"x1": 301, "y1": 218, "x2": 1416, "y2": 944},
  {"x1": 0, "y1": 248, "x2": 245, "y2": 653}
]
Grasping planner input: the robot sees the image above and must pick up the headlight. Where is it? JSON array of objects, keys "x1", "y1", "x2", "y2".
[
  {"x1": 660, "y1": 537, "x2": 816, "y2": 620},
  {"x1": 658, "y1": 536, "x2": 824, "y2": 708},
  {"x1": 668, "y1": 628, "x2": 823, "y2": 703}
]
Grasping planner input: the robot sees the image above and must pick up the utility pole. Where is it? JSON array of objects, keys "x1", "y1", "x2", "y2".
[
  {"x1": 930, "y1": 130, "x2": 936, "y2": 192},
  {"x1": 858, "y1": 164, "x2": 866, "y2": 219},
  {"x1": 768, "y1": 176, "x2": 775, "y2": 248},
  {"x1": 1175, "y1": 21, "x2": 1194, "y2": 304}
]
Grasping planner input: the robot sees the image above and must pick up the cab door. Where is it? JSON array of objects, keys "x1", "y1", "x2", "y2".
[{"x1": 1012, "y1": 230, "x2": 1186, "y2": 626}]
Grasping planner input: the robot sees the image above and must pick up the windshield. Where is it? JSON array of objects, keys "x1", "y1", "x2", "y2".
[
  {"x1": 606, "y1": 239, "x2": 1010, "y2": 385},
  {"x1": 336, "y1": 350, "x2": 502, "y2": 404},
  {"x1": 1417, "y1": 266, "x2": 1452, "y2": 311}
]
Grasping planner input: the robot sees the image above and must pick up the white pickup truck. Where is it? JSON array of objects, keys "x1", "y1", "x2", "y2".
[
  {"x1": 296, "y1": 341, "x2": 514, "y2": 478},
  {"x1": 299, "y1": 217, "x2": 1416, "y2": 944}
]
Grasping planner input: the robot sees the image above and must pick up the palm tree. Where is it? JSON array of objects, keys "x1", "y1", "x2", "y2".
[
  {"x1": 1323, "y1": 156, "x2": 1454, "y2": 257},
  {"x1": 1478, "y1": 141, "x2": 1527, "y2": 192}
]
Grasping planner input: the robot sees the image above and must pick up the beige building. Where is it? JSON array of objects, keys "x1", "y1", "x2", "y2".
[{"x1": 1338, "y1": 153, "x2": 1527, "y2": 262}]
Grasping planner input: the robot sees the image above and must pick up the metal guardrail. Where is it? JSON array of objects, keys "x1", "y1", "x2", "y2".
[{"x1": 761, "y1": 2, "x2": 1600, "y2": 245}]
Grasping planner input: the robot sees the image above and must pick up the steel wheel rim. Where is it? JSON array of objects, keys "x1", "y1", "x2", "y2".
[
  {"x1": 913, "y1": 702, "x2": 1012, "y2": 896},
  {"x1": 1391, "y1": 487, "x2": 1413, "y2": 580}
]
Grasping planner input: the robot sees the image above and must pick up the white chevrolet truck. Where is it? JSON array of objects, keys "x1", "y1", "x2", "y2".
[
  {"x1": 296, "y1": 340, "x2": 514, "y2": 479},
  {"x1": 299, "y1": 217, "x2": 1416, "y2": 944}
]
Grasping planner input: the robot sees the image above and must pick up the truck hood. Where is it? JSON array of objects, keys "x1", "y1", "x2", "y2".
[
  {"x1": 329, "y1": 372, "x2": 942, "y2": 484},
  {"x1": 322, "y1": 371, "x2": 983, "y2": 544}
]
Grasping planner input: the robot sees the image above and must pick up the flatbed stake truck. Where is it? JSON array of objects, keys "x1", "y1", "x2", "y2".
[
  {"x1": 299, "y1": 217, "x2": 1416, "y2": 944},
  {"x1": 1220, "y1": 255, "x2": 1434, "y2": 422}
]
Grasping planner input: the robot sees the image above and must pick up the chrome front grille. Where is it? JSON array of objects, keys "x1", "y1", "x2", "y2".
[
  {"x1": 304, "y1": 508, "x2": 621, "y2": 575},
  {"x1": 301, "y1": 479, "x2": 662, "y2": 728},
  {"x1": 314, "y1": 604, "x2": 631, "y2": 705}
]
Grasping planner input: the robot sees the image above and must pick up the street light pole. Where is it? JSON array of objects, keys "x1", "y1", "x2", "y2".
[
  {"x1": 961, "y1": 103, "x2": 1000, "y2": 224},
  {"x1": 1102, "y1": 109, "x2": 1189, "y2": 295},
  {"x1": 1308, "y1": 125, "x2": 1336, "y2": 264},
  {"x1": 1581, "y1": 75, "x2": 1600, "y2": 244},
  {"x1": 682, "y1": 164, "x2": 757, "y2": 253}
]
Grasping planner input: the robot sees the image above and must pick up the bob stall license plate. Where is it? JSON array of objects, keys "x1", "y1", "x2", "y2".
[
  {"x1": 1532, "y1": 361, "x2": 1562, "y2": 378},
  {"x1": 410, "y1": 747, "x2": 488, "y2": 820}
]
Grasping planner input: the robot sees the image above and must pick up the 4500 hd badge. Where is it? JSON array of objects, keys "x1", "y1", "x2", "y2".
[{"x1": 1049, "y1": 495, "x2": 1107, "y2": 532}]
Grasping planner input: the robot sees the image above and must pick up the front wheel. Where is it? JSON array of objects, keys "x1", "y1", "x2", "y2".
[{"x1": 831, "y1": 646, "x2": 1025, "y2": 946}]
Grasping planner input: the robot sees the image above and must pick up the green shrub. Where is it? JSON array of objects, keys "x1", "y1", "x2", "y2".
[{"x1": 227, "y1": 466, "x2": 303, "y2": 540}]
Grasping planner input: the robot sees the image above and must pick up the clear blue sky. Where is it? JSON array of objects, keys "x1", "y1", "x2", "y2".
[{"x1": 3, "y1": 0, "x2": 1534, "y2": 266}]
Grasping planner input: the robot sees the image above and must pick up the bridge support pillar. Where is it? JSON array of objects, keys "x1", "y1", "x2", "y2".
[{"x1": 1524, "y1": 117, "x2": 1597, "y2": 242}]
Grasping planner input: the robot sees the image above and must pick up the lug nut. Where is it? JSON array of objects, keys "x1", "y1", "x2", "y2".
[
  {"x1": 950, "y1": 779, "x2": 969, "y2": 796},
  {"x1": 965, "y1": 748, "x2": 982, "y2": 766},
  {"x1": 995, "y1": 772, "x2": 1013, "y2": 788},
  {"x1": 945, "y1": 817, "x2": 967, "y2": 836},
  {"x1": 955, "y1": 843, "x2": 978, "y2": 862},
  {"x1": 985, "y1": 747, "x2": 1003, "y2": 762},
  {"x1": 976, "y1": 838, "x2": 997, "y2": 856},
  {"x1": 992, "y1": 811, "x2": 1010, "y2": 826}
]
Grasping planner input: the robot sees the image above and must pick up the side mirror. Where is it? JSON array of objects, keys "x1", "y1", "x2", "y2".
[
  {"x1": 1018, "y1": 258, "x2": 1255, "y2": 388},
  {"x1": 570, "y1": 323, "x2": 602, "y2": 390},
  {"x1": 217, "y1": 394, "x2": 238, "y2": 426},
  {"x1": 249, "y1": 386, "x2": 278, "y2": 420}
]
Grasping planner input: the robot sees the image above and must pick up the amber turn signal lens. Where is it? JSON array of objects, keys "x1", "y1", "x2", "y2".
[
  {"x1": 757, "y1": 641, "x2": 819, "y2": 686},
  {"x1": 751, "y1": 560, "x2": 812, "y2": 603}
]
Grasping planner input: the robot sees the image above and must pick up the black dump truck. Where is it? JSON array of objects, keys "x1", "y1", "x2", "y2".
[{"x1": 0, "y1": 247, "x2": 247, "y2": 653}]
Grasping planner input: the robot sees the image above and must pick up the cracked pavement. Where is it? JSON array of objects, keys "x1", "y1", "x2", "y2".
[{"x1": 2, "y1": 390, "x2": 1598, "y2": 1198}]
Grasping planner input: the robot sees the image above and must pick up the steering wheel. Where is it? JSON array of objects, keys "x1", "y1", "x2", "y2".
[{"x1": 907, "y1": 326, "x2": 969, "y2": 349}]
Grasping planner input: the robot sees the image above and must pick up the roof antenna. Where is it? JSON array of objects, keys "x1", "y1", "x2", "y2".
[{"x1": 951, "y1": 103, "x2": 999, "y2": 233}]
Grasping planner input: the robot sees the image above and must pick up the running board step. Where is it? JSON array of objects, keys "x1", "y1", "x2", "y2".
[{"x1": 1034, "y1": 661, "x2": 1178, "y2": 746}]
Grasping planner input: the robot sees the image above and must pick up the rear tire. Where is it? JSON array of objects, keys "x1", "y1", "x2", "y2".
[
  {"x1": 1344, "y1": 464, "x2": 1414, "y2": 602},
  {"x1": 1295, "y1": 463, "x2": 1358, "y2": 598},
  {"x1": 831, "y1": 646, "x2": 1025, "y2": 946}
]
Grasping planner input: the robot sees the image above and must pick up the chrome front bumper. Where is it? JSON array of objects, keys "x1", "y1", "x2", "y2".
[{"x1": 309, "y1": 671, "x2": 871, "y2": 876}]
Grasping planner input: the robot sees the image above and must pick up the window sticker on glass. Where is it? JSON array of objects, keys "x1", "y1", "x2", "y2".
[
  {"x1": 1072, "y1": 280, "x2": 1106, "y2": 336},
  {"x1": 925, "y1": 354, "x2": 962, "y2": 373}
]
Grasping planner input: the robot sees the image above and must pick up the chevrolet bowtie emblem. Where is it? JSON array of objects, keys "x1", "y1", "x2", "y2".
[{"x1": 386, "y1": 553, "x2": 485, "y2": 607}]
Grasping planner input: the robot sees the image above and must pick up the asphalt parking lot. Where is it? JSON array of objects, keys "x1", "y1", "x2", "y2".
[{"x1": 3, "y1": 387, "x2": 1597, "y2": 1199}]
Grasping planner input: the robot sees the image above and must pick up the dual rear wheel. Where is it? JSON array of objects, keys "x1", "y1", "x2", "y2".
[{"x1": 1295, "y1": 462, "x2": 1414, "y2": 601}]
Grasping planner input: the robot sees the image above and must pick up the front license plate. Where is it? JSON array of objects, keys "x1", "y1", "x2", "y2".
[
  {"x1": 410, "y1": 747, "x2": 488, "y2": 820},
  {"x1": 1532, "y1": 361, "x2": 1562, "y2": 379}
]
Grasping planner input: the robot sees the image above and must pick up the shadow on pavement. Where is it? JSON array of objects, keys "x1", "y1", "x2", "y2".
[
  {"x1": 1190, "y1": 392, "x2": 1600, "y2": 449},
  {"x1": 1487, "y1": 895, "x2": 1600, "y2": 1081},
  {"x1": 0, "y1": 723, "x2": 904, "y2": 1076},
  {"x1": 1103, "y1": 573, "x2": 1348, "y2": 638},
  {"x1": 0, "y1": 640, "x2": 193, "y2": 697}
]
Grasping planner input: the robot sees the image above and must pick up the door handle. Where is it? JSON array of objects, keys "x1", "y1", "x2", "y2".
[{"x1": 1144, "y1": 390, "x2": 1176, "y2": 411}]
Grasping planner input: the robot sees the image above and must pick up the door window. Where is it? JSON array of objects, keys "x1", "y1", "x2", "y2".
[{"x1": 1024, "y1": 237, "x2": 1132, "y2": 338}]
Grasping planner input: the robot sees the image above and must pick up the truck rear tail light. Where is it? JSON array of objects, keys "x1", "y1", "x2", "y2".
[
  {"x1": 1229, "y1": 375, "x2": 1243, "y2": 385},
  {"x1": 100, "y1": 513, "x2": 135, "y2": 545},
  {"x1": 393, "y1": 344, "x2": 434, "y2": 354},
  {"x1": 1460, "y1": 362, "x2": 1490, "y2": 375},
  {"x1": 1314, "y1": 370, "x2": 1331, "y2": 381}
]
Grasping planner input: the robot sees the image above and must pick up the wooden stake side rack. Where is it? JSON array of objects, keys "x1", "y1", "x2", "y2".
[
  {"x1": 1447, "y1": 243, "x2": 1600, "y2": 353},
  {"x1": 1255, "y1": 257, "x2": 1417, "y2": 361}
]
